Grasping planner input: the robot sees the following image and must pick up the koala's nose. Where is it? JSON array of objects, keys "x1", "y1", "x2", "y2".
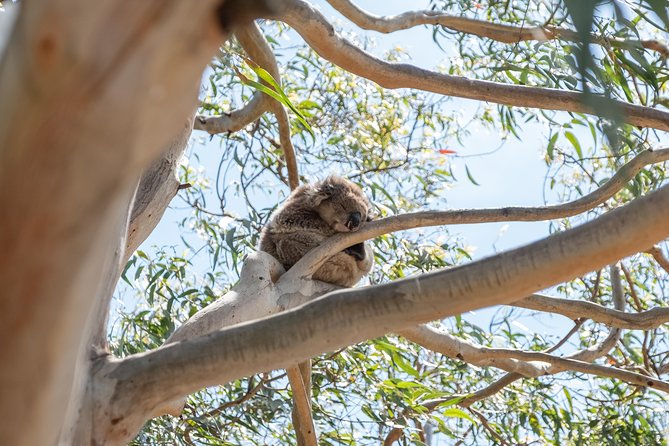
[
  {"x1": 346, "y1": 212, "x2": 361, "y2": 230},
  {"x1": 344, "y1": 243, "x2": 366, "y2": 261}
]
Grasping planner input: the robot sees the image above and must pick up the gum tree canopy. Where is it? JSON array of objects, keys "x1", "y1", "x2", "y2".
[{"x1": 1, "y1": 0, "x2": 669, "y2": 445}]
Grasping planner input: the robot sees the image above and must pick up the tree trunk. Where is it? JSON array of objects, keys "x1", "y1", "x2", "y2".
[{"x1": 0, "y1": 1, "x2": 222, "y2": 443}]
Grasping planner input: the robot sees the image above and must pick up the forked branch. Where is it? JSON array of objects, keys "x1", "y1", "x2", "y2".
[
  {"x1": 326, "y1": 0, "x2": 669, "y2": 57},
  {"x1": 274, "y1": 0, "x2": 669, "y2": 131},
  {"x1": 515, "y1": 293, "x2": 669, "y2": 330}
]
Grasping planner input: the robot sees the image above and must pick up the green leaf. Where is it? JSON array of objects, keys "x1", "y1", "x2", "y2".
[
  {"x1": 121, "y1": 257, "x2": 136, "y2": 285},
  {"x1": 233, "y1": 58, "x2": 315, "y2": 137},
  {"x1": 464, "y1": 165, "x2": 480, "y2": 186},
  {"x1": 564, "y1": 131, "x2": 583, "y2": 159},
  {"x1": 442, "y1": 408, "x2": 476, "y2": 424},
  {"x1": 546, "y1": 132, "x2": 558, "y2": 162}
]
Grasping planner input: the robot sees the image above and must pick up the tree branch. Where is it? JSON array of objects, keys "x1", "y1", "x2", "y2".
[
  {"x1": 96, "y1": 182, "x2": 669, "y2": 443},
  {"x1": 400, "y1": 325, "x2": 667, "y2": 392},
  {"x1": 459, "y1": 373, "x2": 522, "y2": 408},
  {"x1": 647, "y1": 245, "x2": 669, "y2": 274},
  {"x1": 197, "y1": 23, "x2": 300, "y2": 190},
  {"x1": 194, "y1": 91, "x2": 270, "y2": 134},
  {"x1": 273, "y1": 0, "x2": 669, "y2": 131},
  {"x1": 284, "y1": 148, "x2": 669, "y2": 281},
  {"x1": 286, "y1": 367, "x2": 318, "y2": 446},
  {"x1": 568, "y1": 264, "x2": 623, "y2": 363},
  {"x1": 400, "y1": 325, "x2": 549, "y2": 377},
  {"x1": 388, "y1": 269, "x2": 625, "y2": 446},
  {"x1": 326, "y1": 0, "x2": 669, "y2": 57},
  {"x1": 125, "y1": 115, "x2": 196, "y2": 261},
  {"x1": 514, "y1": 294, "x2": 669, "y2": 330}
]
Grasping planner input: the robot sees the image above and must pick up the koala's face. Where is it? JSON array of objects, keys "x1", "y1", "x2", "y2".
[{"x1": 313, "y1": 177, "x2": 371, "y2": 233}]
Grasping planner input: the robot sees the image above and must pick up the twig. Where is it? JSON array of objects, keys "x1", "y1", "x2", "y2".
[
  {"x1": 647, "y1": 245, "x2": 669, "y2": 274},
  {"x1": 469, "y1": 408, "x2": 510, "y2": 446},
  {"x1": 459, "y1": 373, "x2": 522, "y2": 408},
  {"x1": 542, "y1": 318, "x2": 584, "y2": 354},
  {"x1": 621, "y1": 262, "x2": 643, "y2": 311}
]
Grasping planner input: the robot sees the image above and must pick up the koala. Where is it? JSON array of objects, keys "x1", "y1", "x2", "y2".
[{"x1": 259, "y1": 176, "x2": 373, "y2": 287}]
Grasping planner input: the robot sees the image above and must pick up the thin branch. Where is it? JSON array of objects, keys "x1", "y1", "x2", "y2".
[
  {"x1": 647, "y1": 245, "x2": 669, "y2": 274},
  {"x1": 286, "y1": 367, "x2": 318, "y2": 446},
  {"x1": 194, "y1": 22, "x2": 280, "y2": 135},
  {"x1": 182, "y1": 375, "x2": 270, "y2": 442},
  {"x1": 469, "y1": 408, "x2": 510, "y2": 446},
  {"x1": 621, "y1": 262, "x2": 643, "y2": 310},
  {"x1": 514, "y1": 294, "x2": 669, "y2": 330},
  {"x1": 326, "y1": 0, "x2": 669, "y2": 57},
  {"x1": 568, "y1": 264, "x2": 624, "y2": 363},
  {"x1": 271, "y1": 104, "x2": 300, "y2": 190},
  {"x1": 235, "y1": 23, "x2": 306, "y2": 440},
  {"x1": 194, "y1": 92, "x2": 270, "y2": 134},
  {"x1": 191, "y1": 18, "x2": 301, "y2": 196},
  {"x1": 457, "y1": 268, "x2": 624, "y2": 409},
  {"x1": 542, "y1": 318, "x2": 584, "y2": 354},
  {"x1": 284, "y1": 148, "x2": 669, "y2": 281},
  {"x1": 383, "y1": 425, "x2": 403, "y2": 446},
  {"x1": 459, "y1": 373, "x2": 522, "y2": 408},
  {"x1": 400, "y1": 326, "x2": 548, "y2": 377},
  {"x1": 273, "y1": 0, "x2": 669, "y2": 132},
  {"x1": 400, "y1": 325, "x2": 669, "y2": 392}
]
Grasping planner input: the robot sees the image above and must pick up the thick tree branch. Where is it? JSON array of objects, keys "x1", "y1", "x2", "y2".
[
  {"x1": 96, "y1": 182, "x2": 669, "y2": 443},
  {"x1": 326, "y1": 0, "x2": 669, "y2": 57},
  {"x1": 125, "y1": 115, "x2": 196, "y2": 260},
  {"x1": 285, "y1": 148, "x2": 669, "y2": 281},
  {"x1": 274, "y1": 0, "x2": 669, "y2": 131}
]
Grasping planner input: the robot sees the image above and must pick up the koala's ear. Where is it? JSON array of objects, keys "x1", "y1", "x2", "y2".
[{"x1": 304, "y1": 182, "x2": 331, "y2": 206}]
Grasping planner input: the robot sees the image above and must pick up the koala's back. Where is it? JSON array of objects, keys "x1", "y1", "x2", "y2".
[{"x1": 259, "y1": 202, "x2": 334, "y2": 268}]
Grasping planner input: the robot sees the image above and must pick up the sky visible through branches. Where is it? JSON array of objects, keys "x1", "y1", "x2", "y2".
[
  {"x1": 114, "y1": 0, "x2": 591, "y2": 342},
  {"x1": 110, "y1": 0, "x2": 669, "y2": 443}
]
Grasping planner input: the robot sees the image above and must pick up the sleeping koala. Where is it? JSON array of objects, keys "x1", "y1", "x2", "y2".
[{"x1": 259, "y1": 176, "x2": 373, "y2": 287}]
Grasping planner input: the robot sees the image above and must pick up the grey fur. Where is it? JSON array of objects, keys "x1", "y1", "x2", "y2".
[{"x1": 259, "y1": 176, "x2": 373, "y2": 287}]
